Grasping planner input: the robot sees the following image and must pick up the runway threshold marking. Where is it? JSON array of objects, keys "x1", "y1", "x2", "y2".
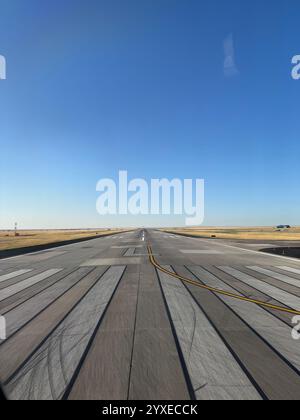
[
  {"x1": 147, "y1": 245, "x2": 300, "y2": 317},
  {"x1": 0, "y1": 269, "x2": 32, "y2": 283}
]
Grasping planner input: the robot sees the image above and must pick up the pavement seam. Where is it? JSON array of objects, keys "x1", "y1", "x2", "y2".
[
  {"x1": 155, "y1": 265, "x2": 196, "y2": 401},
  {"x1": 175, "y1": 267, "x2": 268, "y2": 400},
  {"x1": 0, "y1": 267, "x2": 96, "y2": 343},
  {"x1": 126, "y1": 265, "x2": 141, "y2": 400},
  {"x1": 148, "y1": 246, "x2": 300, "y2": 317},
  {"x1": 2, "y1": 266, "x2": 111, "y2": 385},
  {"x1": 180, "y1": 266, "x2": 300, "y2": 382},
  {"x1": 61, "y1": 266, "x2": 127, "y2": 400},
  {"x1": 196, "y1": 266, "x2": 293, "y2": 329}
]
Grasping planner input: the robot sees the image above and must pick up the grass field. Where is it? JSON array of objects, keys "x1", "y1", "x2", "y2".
[
  {"x1": 0, "y1": 229, "x2": 126, "y2": 251},
  {"x1": 162, "y1": 227, "x2": 300, "y2": 241}
]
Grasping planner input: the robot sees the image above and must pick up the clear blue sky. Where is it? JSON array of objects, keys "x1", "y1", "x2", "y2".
[{"x1": 0, "y1": 0, "x2": 299, "y2": 228}]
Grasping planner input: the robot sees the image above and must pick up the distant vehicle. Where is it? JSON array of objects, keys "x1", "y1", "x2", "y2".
[{"x1": 276, "y1": 225, "x2": 291, "y2": 229}]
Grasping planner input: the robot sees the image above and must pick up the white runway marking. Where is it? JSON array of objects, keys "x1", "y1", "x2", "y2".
[
  {"x1": 0, "y1": 270, "x2": 32, "y2": 284},
  {"x1": 111, "y1": 245, "x2": 143, "y2": 249},
  {"x1": 278, "y1": 266, "x2": 300, "y2": 276},
  {"x1": 190, "y1": 266, "x2": 300, "y2": 372},
  {"x1": 158, "y1": 267, "x2": 261, "y2": 400},
  {"x1": 6, "y1": 266, "x2": 126, "y2": 400},
  {"x1": 185, "y1": 236, "x2": 300, "y2": 263},
  {"x1": 0, "y1": 269, "x2": 62, "y2": 302},
  {"x1": 81, "y1": 257, "x2": 142, "y2": 266},
  {"x1": 180, "y1": 250, "x2": 223, "y2": 255},
  {"x1": 219, "y1": 266, "x2": 300, "y2": 311},
  {"x1": 247, "y1": 266, "x2": 300, "y2": 289},
  {"x1": 124, "y1": 248, "x2": 135, "y2": 257},
  {"x1": 23, "y1": 251, "x2": 66, "y2": 262}
]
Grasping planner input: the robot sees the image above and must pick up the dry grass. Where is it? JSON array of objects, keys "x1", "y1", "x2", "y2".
[
  {"x1": 0, "y1": 229, "x2": 127, "y2": 251},
  {"x1": 162, "y1": 227, "x2": 300, "y2": 241}
]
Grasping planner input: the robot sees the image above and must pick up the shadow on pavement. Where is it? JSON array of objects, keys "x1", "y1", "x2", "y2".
[{"x1": 261, "y1": 247, "x2": 300, "y2": 259}]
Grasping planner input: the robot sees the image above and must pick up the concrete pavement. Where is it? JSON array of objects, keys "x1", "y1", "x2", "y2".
[{"x1": 1, "y1": 229, "x2": 300, "y2": 400}]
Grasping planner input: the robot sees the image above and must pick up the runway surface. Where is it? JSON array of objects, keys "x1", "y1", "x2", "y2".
[{"x1": 1, "y1": 229, "x2": 300, "y2": 400}]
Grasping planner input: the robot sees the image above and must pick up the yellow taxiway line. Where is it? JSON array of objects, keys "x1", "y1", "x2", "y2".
[{"x1": 147, "y1": 245, "x2": 300, "y2": 317}]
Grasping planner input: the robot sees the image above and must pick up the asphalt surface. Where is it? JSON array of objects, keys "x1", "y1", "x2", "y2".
[{"x1": 1, "y1": 229, "x2": 300, "y2": 400}]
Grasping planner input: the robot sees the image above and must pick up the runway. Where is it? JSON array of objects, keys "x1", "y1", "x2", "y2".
[{"x1": 1, "y1": 229, "x2": 300, "y2": 400}]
